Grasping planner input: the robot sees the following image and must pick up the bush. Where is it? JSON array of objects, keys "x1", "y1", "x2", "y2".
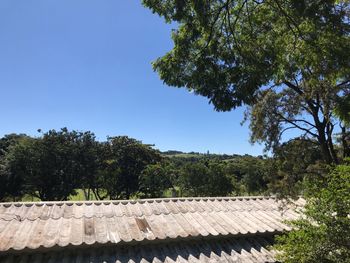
[{"x1": 274, "y1": 163, "x2": 350, "y2": 263}]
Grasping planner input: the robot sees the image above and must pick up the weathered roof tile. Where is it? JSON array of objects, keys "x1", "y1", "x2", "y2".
[{"x1": 0, "y1": 196, "x2": 302, "y2": 254}]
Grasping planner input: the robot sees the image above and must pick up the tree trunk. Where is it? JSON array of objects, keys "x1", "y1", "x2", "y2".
[
  {"x1": 313, "y1": 115, "x2": 337, "y2": 164},
  {"x1": 341, "y1": 126, "x2": 350, "y2": 158},
  {"x1": 92, "y1": 188, "x2": 107, "y2": 200},
  {"x1": 83, "y1": 188, "x2": 89, "y2": 200},
  {"x1": 91, "y1": 188, "x2": 100, "y2": 200},
  {"x1": 317, "y1": 131, "x2": 334, "y2": 164},
  {"x1": 328, "y1": 137, "x2": 339, "y2": 164}
]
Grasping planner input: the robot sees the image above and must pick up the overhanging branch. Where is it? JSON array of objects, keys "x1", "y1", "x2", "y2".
[{"x1": 276, "y1": 112, "x2": 319, "y2": 138}]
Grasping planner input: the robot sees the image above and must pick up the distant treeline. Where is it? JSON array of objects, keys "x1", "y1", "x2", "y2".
[{"x1": 0, "y1": 128, "x2": 323, "y2": 201}]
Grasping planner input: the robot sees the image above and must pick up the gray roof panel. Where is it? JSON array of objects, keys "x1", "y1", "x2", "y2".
[{"x1": 0, "y1": 196, "x2": 303, "y2": 254}]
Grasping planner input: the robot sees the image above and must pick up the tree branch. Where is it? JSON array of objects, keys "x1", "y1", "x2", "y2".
[
  {"x1": 288, "y1": 118, "x2": 317, "y2": 128},
  {"x1": 283, "y1": 81, "x2": 303, "y2": 95},
  {"x1": 336, "y1": 79, "x2": 350, "y2": 88},
  {"x1": 275, "y1": 112, "x2": 319, "y2": 138},
  {"x1": 279, "y1": 126, "x2": 298, "y2": 138}
]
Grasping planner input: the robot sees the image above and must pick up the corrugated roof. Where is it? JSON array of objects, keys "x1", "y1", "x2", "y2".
[
  {"x1": 0, "y1": 236, "x2": 277, "y2": 263},
  {"x1": 0, "y1": 196, "x2": 303, "y2": 254}
]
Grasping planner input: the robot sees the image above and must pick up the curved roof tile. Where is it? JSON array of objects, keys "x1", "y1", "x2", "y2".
[{"x1": 0, "y1": 196, "x2": 303, "y2": 253}]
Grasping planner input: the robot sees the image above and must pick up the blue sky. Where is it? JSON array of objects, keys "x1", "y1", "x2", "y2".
[{"x1": 0, "y1": 0, "x2": 265, "y2": 155}]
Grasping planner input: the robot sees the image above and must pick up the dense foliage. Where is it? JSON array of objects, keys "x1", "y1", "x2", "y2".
[
  {"x1": 265, "y1": 138, "x2": 324, "y2": 197},
  {"x1": 143, "y1": 0, "x2": 350, "y2": 164},
  {"x1": 178, "y1": 162, "x2": 233, "y2": 197},
  {"x1": 98, "y1": 136, "x2": 162, "y2": 200},
  {"x1": 0, "y1": 128, "x2": 298, "y2": 201},
  {"x1": 142, "y1": 2, "x2": 350, "y2": 259},
  {"x1": 274, "y1": 162, "x2": 350, "y2": 263},
  {"x1": 139, "y1": 163, "x2": 173, "y2": 198}
]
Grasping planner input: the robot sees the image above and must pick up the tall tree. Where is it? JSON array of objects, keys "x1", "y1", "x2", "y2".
[
  {"x1": 179, "y1": 162, "x2": 233, "y2": 197},
  {"x1": 7, "y1": 128, "x2": 98, "y2": 201},
  {"x1": 139, "y1": 163, "x2": 172, "y2": 198},
  {"x1": 0, "y1": 135, "x2": 31, "y2": 201},
  {"x1": 143, "y1": 0, "x2": 350, "y2": 164},
  {"x1": 100, "y1": 136, "x2": 162, "y2": 199},
  {"x1": 74, "y1": 131, "x2": 101, "y2": 200},
  {"x1": 27, "y1": 129, "x2": 83, "y2": 200}
]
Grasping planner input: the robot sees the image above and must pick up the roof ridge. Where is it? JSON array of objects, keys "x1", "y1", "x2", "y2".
[{"x1": 0, "y1": 195, "x2": 275, "y2": 207}]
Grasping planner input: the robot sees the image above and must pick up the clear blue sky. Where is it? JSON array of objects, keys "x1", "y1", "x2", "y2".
[{"x1": 0, "y1": 0, "x2": 265, "y2": 155}]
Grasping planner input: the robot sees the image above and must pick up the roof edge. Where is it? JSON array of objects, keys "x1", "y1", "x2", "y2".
[
  {"x1": 0, "y1": 195, "x2": 276, "y2": 207},
  {"x1": 0, "y1": 230, "x2": 281, "y2": 256}
]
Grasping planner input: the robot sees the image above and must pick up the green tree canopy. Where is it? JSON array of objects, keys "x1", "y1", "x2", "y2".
[
  {"x1": 179, "y1": 161, "x2": 233, "y2": 196},
  {"x1": 0, "y1": 135, "x2": 31, "y2": 201},
  {"x1": 139, "y1": 163, "x2": 172, "y2": 198},
  {"x1": 29, "y1": 128, "x2": 89, "y2": 200},
  {"x1": 266, "y1": 138, "x2": 324, "y2": 197},
  {"x1": 74, "y1": 131, "x2": 101, "y2": 200},
  {"x1": 275, "y1": 161, "x2": 350, "y2": 262},
  {"x1": 225, "y1": 155, "x2": 268, "y2": 194},
  {"x1": 143, "y1": 0, "x2": 350, "y2": 164},
  {"x1": 0, "y1": 134, "x2": 28, "y2": 157},
  {"x1": 99, "y1": 136, "x2": 162, "y2": 199},
  {"x1": 5, "y1": 128, "x2": 100, "y2": 201}
]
